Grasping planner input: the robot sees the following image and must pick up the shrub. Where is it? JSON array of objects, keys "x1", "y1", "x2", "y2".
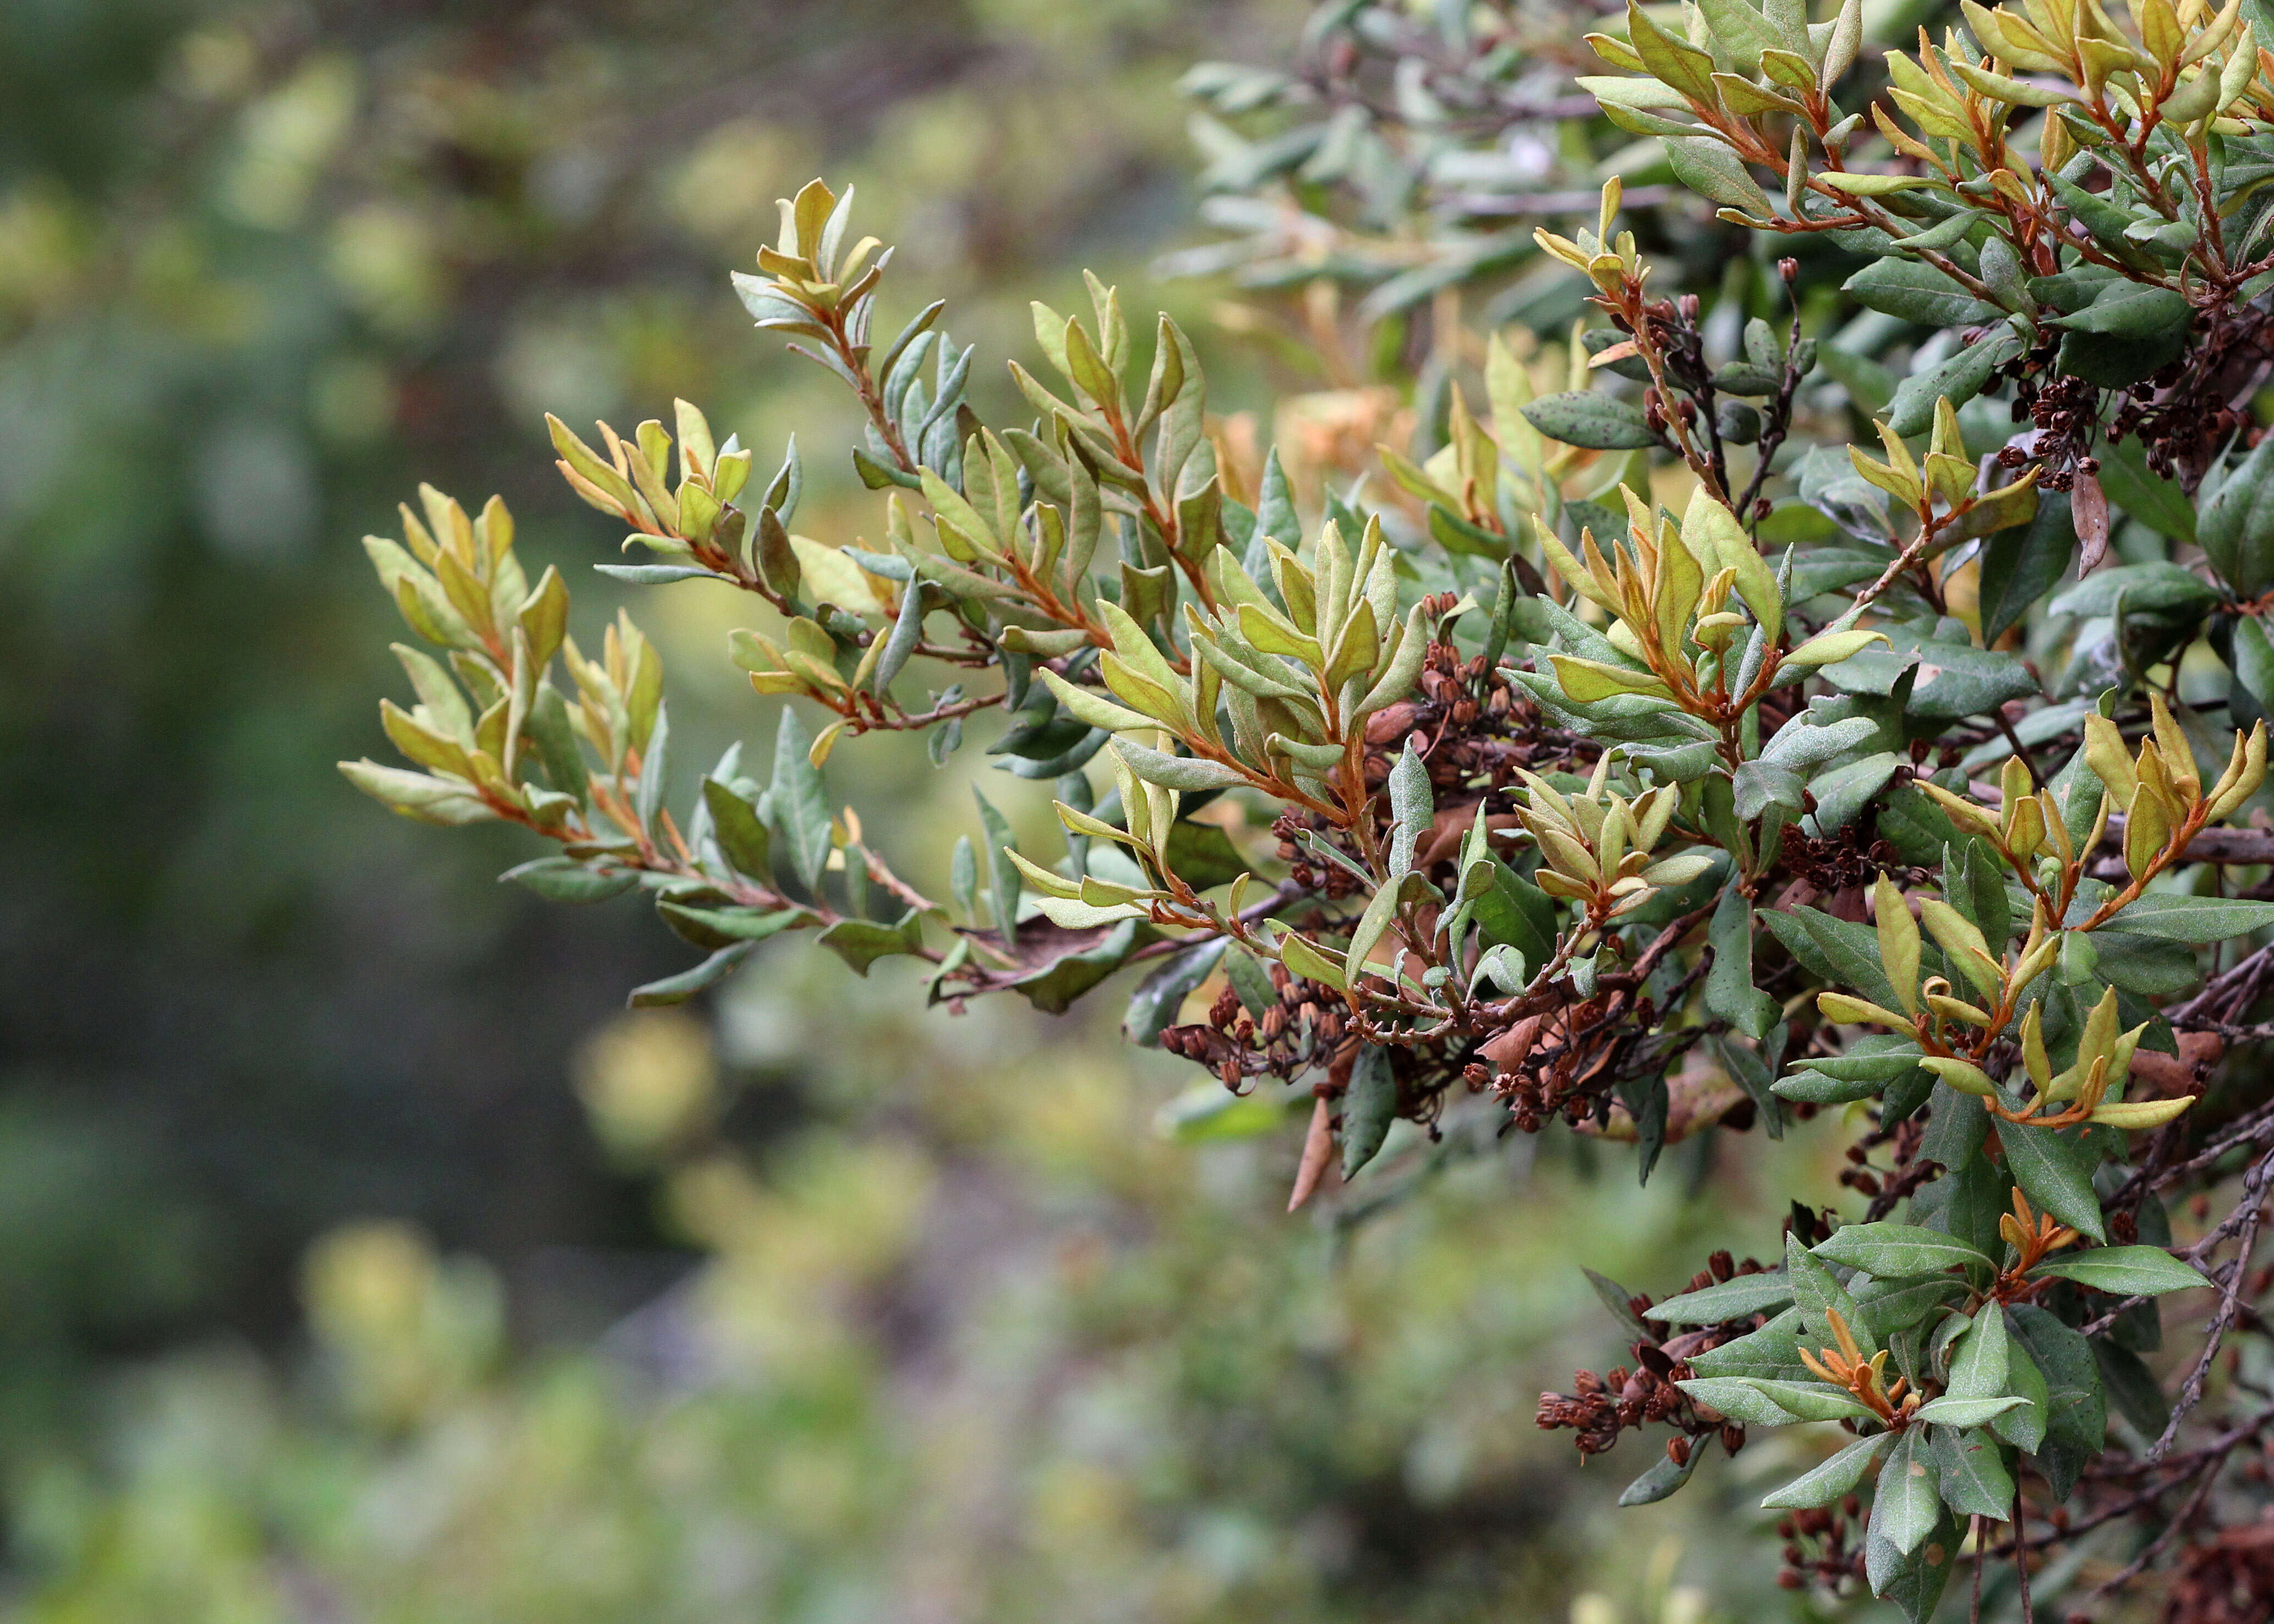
[{"x1": 345, "y1": 0, "x2": 2274, "y2": 1614}]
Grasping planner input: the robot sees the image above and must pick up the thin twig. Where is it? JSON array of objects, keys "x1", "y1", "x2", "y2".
[
  {"x1": 2014, "y1": 1481, "x2": 2036, "y2": 1624},
  {"x1": 1119, "y1": 878, "x2": 1313, "y2": 967},
  {"x1": 1993, "y1": 706, "x2": 2046, "y2": 790},
  {"x1": 1969, "y1": 1514, "x2": 1986, "y2": 1624},
  {"x1": 2083, "y1": 1450, "x2": 2222, "y2": 1601},
  {"x1": 2146, "y1": 1145, "x2": 2274, "y2": 1462}
]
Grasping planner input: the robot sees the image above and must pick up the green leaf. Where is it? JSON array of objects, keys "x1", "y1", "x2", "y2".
[
  {"x1": 1519, "y1": 392, "x2": 1659, "y2": 451},
  {"x1": 2046, "y1": 171, "x2": 2153, "y2": 259},
  {"x1": 1942, "y1": 836, "x2": 2009, "y2": 953},
  {"x1": 1775, "y1": 1054, "x2": 1916, "y2": 1105},
  {"x1": 1624, "y1": 3, "x2": 1719, "y2": 100},
  {"x1": 633, "y1": 701, "x2": 671, "y2": 835},
  {"x1": 655, "y1": 903, "x2": 807, "y2": 947},
  {"x1": 1853, "y1": 1275, "x2": 1966, "y2": 1347},
  {"x1": 972, "y1": 788, "x2": 1021, "y2": 932},
  {"x1": 2103, "y1": 894, "x2": 2274, "y2": 942},
  {"x1": 1254, "y1": 447, "x2": 1297, "y2": 544},
  {"x1": 2049, "y1": 280, "x2": 2191, "y2": 339},
  {"x1": 1818, "y1": 171, "x2": 1936, "y2": 196},
  {"x1": 1664, "y1": 135, "x2": 1774, "y2": 215},
  {"x1": 1913, "y1": 1395, "x2": 2027, "y2": 1427},
  {"x1": 1928, "y1": 1147, "x2": 2011, "y2": 1262},
  {"x1": 1428, "y1": 503, "x2": 1511, "y2": 560},
  {"x1": 1005, "y1": 917, "x2": 1147, "y2": 1014},
  {"x1": 1278, "y1": 929, "x2": 1348, "y2": 992},
  {"x1": 1865, "y1": 1506, "x2": 1959, "y2": 1623},
  {"x1": 1684, "y1": 1376, "x2": 1876, "y2": 1424},
  {"x1": 1806, "y1": 751, "x2": 1904, "y2": 834},
  {"x1": 1761, "y1": 1432, "x2": 1894, "y2": 1510},
  {"x1": 1705, "y1": 888, "x2": 1779, "y2": 1040},
  {"x1": 1772, "y1": 1068, "x2": 1883, "y2": 1106},
  {"x1": 338, "y1": 759, "x2": 494, "y2": 826},
  {"x1": 1844, "y1": 258, "x2": 2003, "y2": 327},
  {"x1": 2029, "y1": 263, "x2": 2125, "y2": 315},
  {"x1": 2201, "y1": 429, "x2": 2274, "y2": 598},
  {"x1": 1999, "y1": 1120, "x2": 2107, "y2": 1242},
  {"x1": 1785, "y1": 1231, "x2": 1862, "y2": 1348},
  {"x1": 2082, "y1": 923, "x2": 2192, "y2": 1000},
  {"x1": 500, "y1": 855, "x2": 638, "y2": 903},
  {"x1": 1617, "y1": 1447, "x2": 1699, "y2": 1506},
  {"x1": 2009, "y1": 1304, "x2": 2107, "y2": 1485},
  {"x1": 628, "y1": 942, "x2": 755, "y2": 1007},
  {"x1": 1619, "y1": 1065, "x2": 1672, "y2": 1186},
  {"x1": 1646, "y1": 1272, "x2": 1794, "y2": 1325},
  {"x1": 1222, "y1": 942, "x2": 1276, "y2": 1020},
  {"x1": 1879, "y1": 781, "x2": 1963, "y2": 866},
  {"x1": 1710, "y1": 362, "x2": 1783, "y2": 396},
  {"x1": 1585, "y1": 1268, "x2": 1652, "y2": 1342},
  {"x1": 1470, "y1": 865, "x2": 1559, "y2": 969},
  {"x1": 1946, "y1": 1304, "x2": 2009, "y2": 1400},
  {"x1": 1790, "y1": 1036, "x2": 1927, "y2": 1087},
  {"x1": 1978, "y1": 491, "x2": 2075, "y2": 644},
  {"x1": 770, "y1": 707, "x2": 833, "y2": 892},
  {"x1": 1759, "y1": 712, "x2": 1878, "y2": 774},
  {"x1": 2095, "y1": 1339, "x2": 2171, "y2": 1437},
  {"x1": 1932, "y1": 1426, "x2": 2016, "y2": 1519},
  {"x1": 593, "y1": 563, "x2": 712, "y2": 586},
  {"x1": 1820, "y1": 635, "x2": 2037, "y2": 720},
  {"x1": 1124, "y1": 936, "x2": 1229, "y2": 1047},
  {"x1": 1890, "y1": 208, "x2": 1987, "y2": 251},
  {"x1": 2031, "y1": 1245, "x2": 2211, "y2": 1295},
  {"x1": 1670, "y1": 1375, "x2": 1799, "y2": 1426},
  {"x1": 1762, "y1": 905, "x2": 1903, "y2": 1009},
  {"x1": 1695, "y1": 0, "x2": 1783, "y2": 56},
  {"x1": 2048, "y1": 561, "x2": 2220, "y2": 620},
  {"x1": 1111, "y1": 738, "x2": 1251, "y2": 792},
  {"x1": 527, "y1": 686, "x2": 589, "y2": 808},
  {"x1": 1919, "y1": 1085, "x2": 1989, "y2": 1172},
  {"x1": 1341, "y1": 1044, "x2": 1397, "y2": 1177},
  {"x1": 1343, "y1": 874, "x2": 1405, "y2": 980},
  {"x1": 1685, "y1": 1306, "x2": 1807, "y2": 1379},
  {"x1": 2096, "y1": 437, "x2": 2195, "y2": 545},
  {"x1": 815, "y1": 908, "x2": 926, "y2": 975},
  {"x1": 1885, "y1": 327, "x2": 2022, "y2": 438},
  {"x1": 1813, "y1": 1223, "x2": 1990, "y2": 1279},
  {"x1": 1992, "y1": 1329, "x2": 2050, "y2": 1452},
  {"x1": 1717, "y1": 1029, "x2": 1786, "y2": 1139},
  {"x1": 1868, "y1": 1428, "x2": 1942, "y2": 1556},
  {"x1": 2054, "y1": 281, "x2": 2191, "y2": 387},
  {"x1": 1551, "y1": 654, "x2": 1674, "y2": 704},
  {"x1": 702, "y1": 778, "x2": 773, "y2": 881},
  {"x1": 1387, "y1": 741, "x2": 1433, "y2": 875}
]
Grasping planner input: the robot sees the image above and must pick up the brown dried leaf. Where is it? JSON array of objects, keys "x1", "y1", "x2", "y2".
[
  {"x1": 1482, "y1": 1014, "x2": 1546, "y2": 1074},
  {"x1": 2073, "y1": 469, "x2": 2111, "y2": 575},
  {"x1": 2129, "y1": 1032, "x2": 2222, "y2": 1097},
  {"x1": 1288, "y1": 1095, "x2": 1335, "y2": 1211}
]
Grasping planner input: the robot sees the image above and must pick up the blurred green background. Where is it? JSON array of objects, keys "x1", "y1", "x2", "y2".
[{"x1": 0, "y1": 1, "x2": 1861, "y2": 1617}]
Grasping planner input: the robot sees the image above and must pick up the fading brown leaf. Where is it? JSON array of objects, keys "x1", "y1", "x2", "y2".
[
  {"x1": 2073, "y1": 468, "x2": 2109, "y2": 575},
  {"x1": 2130, "y1": 1031, "x2": 2223, "y2": 1098},
  {"x1": 1288, "y1": 1095, "x2": 1335, "y2": 1211},
  {"x1": 1482, "y1": 1014, "x2": 1546, "y2": 1074}
]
